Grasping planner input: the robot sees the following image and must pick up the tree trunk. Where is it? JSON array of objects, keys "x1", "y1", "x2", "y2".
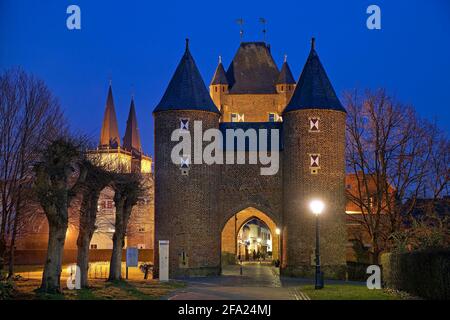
[
  {"x1": 76, "y1": 227, "x2": 94, "y2": 288},
  {"x1": 40, "y1": 222, "x2": 68, "y2": 293},
  {"x1": 371, "y1": 242, "x2": 381, "y2": 265},
  {"x1": 108, "y1": 231, "x2": 124, "y2": 281},
  {"x1": 7, "y1": 226, "x2": 17, "y2": 279},
  {"x1": 76, "y1": 190, "x2": 101, "y2": 288}
]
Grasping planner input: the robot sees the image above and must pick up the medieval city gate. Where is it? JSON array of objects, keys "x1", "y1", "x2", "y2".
[{"x1": 153, "y1": 39, "x2": 348, "y2": 279}]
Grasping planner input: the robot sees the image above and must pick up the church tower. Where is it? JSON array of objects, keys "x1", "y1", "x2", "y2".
[
  {"x1": 282, "y1": 38, "x2": 347, "y2": 278},
  {"x1": 209, "y1": 56, "x2": 228, "y2": 113},
  {"x1": 123, "y1": 96, "x2": 143, "y2": 172},
  {"x1": 99, "y1": 84, "x2": 121, "y2": 149},
  {"x1": 153, "y1": 39, "x2": 221, "y2": 277}
]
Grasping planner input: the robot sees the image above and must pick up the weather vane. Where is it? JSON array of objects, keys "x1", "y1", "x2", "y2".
[
  {"x1": 236, "y1": 18, "x2": 244, "y2": 42},
  {"x1": 259, "y1": 17, "x2": 267, "y2": 42}
]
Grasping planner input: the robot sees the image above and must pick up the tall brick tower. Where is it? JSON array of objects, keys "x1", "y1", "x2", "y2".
[
  {"x1": 281, "y1": 38, "x2": 347, "y2": 278},
  {"x1": 153, "y1": 39, "x2": 222, "y2": 277}
]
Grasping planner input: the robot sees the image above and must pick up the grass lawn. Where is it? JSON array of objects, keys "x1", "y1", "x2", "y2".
[
  {"x1": 300, "y1": 284, "x2": 412, "y2": 300},
  {"x1": 7, "y1": 278, "x2": 185, "y2": 300}
]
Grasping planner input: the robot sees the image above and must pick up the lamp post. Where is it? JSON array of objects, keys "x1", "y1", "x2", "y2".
[
  {"x1": 275, "y1": 227, "x2": 281, "y2": 268},
  {"x1": 310, "y1": 199, "x2": 324, "y2": 289}
]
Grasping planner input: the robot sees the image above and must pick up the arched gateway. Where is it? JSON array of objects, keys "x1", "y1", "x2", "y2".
[{"x1": 153, "y1": 39, "x2": 348, "y2": 279}]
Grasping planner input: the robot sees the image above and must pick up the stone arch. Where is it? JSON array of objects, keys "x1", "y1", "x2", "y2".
[
  {"x1": 220, "y1": 206, "x2": 281, "y2": 266},
  {"x1": 220, "y1": 201, "x2": 281, "y2": 232}
]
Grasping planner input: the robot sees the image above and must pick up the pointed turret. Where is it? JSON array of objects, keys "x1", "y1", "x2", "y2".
[
  {"x1": 123, "y1": 96, "x2": 142, "y2": 154},
  {"x1": 154, "y1": 39, "x2": 220, "y2": 114},
  {"x1": 283, "y1": 38, "x2": 345, "y2": 113},
  {"x1": 99, "y1": 84, "x2": 121, "y2": 148},
  {"x1": 210, "y1": 56, "x2": 228, "y2": 85},
  {"x1": 277, "y1": 55, "x2": 296, "y2": 85},
  {"x1": 209, "y1": 56, "x2": 229, "y2": 110},
  {"x1": 276, "y1": 55, "x2": 296, "y2": 106}
]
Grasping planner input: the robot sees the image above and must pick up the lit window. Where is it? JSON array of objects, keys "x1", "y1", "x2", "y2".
[
  {"x1": 269, "y1": 113, "x2": 276, "y2": 122},
  {"x1": 231, "y1": 113, "x2": 244, "y2": 122},
  {"x1": 269, "y1": 113, "x2": 281, "y2": 122}
]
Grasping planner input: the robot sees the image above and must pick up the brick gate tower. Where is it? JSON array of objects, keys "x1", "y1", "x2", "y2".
[
  {"x1": 282, "y1": 38, "x2": 347, "y2": 277},
  {"x1": 153, "y1": 40, "x2": 222, "y2": 276},
  {"x1": 153, "y1": 38, "x2": 347, "y2": 279}
]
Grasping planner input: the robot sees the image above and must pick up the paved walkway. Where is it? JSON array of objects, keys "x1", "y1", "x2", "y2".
[{"x1": 168, "y1": 262, "x2": 312, "y2": 300}]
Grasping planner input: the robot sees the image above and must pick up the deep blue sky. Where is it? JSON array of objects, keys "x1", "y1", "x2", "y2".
[{"x1": 1, "y1": 0, "x2": 449, "y2": 155}]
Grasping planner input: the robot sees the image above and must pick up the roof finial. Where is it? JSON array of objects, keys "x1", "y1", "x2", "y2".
[
  {"x1": 185, "y1": 38, "x2": 190, "y2": 51},
  {"x1": 236, "y1": 18, "x2": 244, "y2": 42},
  {"x1": 311, "y1": 37, "x2": 316, "y2": 50},
  {"x1": 131, "y1": 84, "x2": 135, "y2": 99},
  {"x1": 259, "y1": 17, "x2": 267, "y2": 42},
  {"x1": 219, "y1": 55, "x2": 222, "y2": 64},
  {"x1": 284, "y1": 54, "x2": 287, "y2": 63}
]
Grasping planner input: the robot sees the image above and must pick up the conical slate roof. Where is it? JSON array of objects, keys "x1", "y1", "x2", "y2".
[
  {"x1": 226, "y1": 42, "x2": 279, "y2": 94},
  {"x1": 154, "y1": 39, "x2": 220, "y2": 114},
  {"x1": 99, "y1": 84, "x2": 121, "y2": 148},
  {"x1": 276, "y1": 59, "x2": 296, "y2": 84},
  {"x1": 283, "y1": 38, "x2": 345, "y2": 113},
  {"x1": 210, "y1": 57, "x2": 228, "y2": 85},
  {"x1": 123, "y1": 96, "x2": 142, "y2": 154}
]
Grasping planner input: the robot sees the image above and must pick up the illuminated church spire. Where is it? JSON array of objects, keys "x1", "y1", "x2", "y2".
[
  {"x1": 123, "y1": 96, "x2": 142, "y2": 154},
  {"x1": 99, "y1": 83, "x2": 121, "y2": 148}
]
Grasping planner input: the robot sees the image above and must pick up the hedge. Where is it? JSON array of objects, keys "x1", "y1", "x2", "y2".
[
  {"x1": 347, "y1": 262, "x2": 374, "y2": 281},
  {"x1": 381, "y1": 249, "x2": 450, "y2": 300}
]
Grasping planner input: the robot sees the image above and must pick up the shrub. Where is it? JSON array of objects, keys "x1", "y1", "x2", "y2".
[
  {"x1": 0, "y1": 280, "x2": 16, "y2": 300},
  {"x1": 381, "y1": 249, "x2": 450, "y2": 300}
]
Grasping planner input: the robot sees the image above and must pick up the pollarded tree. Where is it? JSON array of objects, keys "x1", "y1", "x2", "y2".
[
  {"x1": 33, "y1": 138, "x2": 86, "y2": 293},
  {"x1": 108, "y1": 173, "x2": 143, "y2": 281},
  {"x1": 75, "y1": 159, "x2": 113, "y2": 288}
]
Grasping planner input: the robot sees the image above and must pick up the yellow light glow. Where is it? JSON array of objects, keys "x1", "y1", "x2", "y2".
[
  {"x1": 275, "y1": 228, "x2": 281, "y2": 235},
  {"x1": 310, "y1": 199, "x2": 325, "y2": 215}
]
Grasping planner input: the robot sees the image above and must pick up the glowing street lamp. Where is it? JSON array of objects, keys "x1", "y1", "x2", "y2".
[
  {"x1": 275, "y1": 227, "x2": 281, "y2": 267},
  {"x1": 310, "y1": 199, "x2": 324, "y2": 289}
]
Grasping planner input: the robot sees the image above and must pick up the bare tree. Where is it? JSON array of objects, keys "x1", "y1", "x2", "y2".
[
  {"x1": 33, "y1": 138, "x2": 86, "y2": 293},
  {"x1": 0, "y1": 68, "x2": 66, "y2": 276},
  {"x1": 108, "y1": 173, "x2": 143, "y2": 281},
  {"x1": 345, "y1": 89, "x2": 449, "y2": 263}
]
